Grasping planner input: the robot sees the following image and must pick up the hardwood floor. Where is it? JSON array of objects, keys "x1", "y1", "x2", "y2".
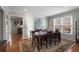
[
  {"x1": 3, "y1": 33, "x2": 79, "y2": 52},
  {"x1": 0, "y1": 40, "x2": 7, "y2": 52},
  {"x1": 67, "y1": 43, "x2": 79, "y2": 52},
  {"x1": 7, "y1": 33, "x2": 22, "y2": 52}
]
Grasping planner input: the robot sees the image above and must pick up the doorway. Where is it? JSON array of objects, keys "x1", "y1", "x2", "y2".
[
  {"x1": 6, "y1": 16, "x2": 23, "y2": 51},
  {"x1": 10, "y1": 16, "x2": 23, "y2": 39}
]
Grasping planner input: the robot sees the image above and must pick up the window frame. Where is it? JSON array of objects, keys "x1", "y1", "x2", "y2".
[
  {"x1": 62, "y1": 16, "x2": 73, "y2": 34},
  {"x1": 54, "y1": 16, "x2": 73, "y2": 34}
]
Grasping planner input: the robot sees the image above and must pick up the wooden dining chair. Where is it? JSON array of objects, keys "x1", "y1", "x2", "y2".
[
  {"x1": 40, "y1": 34, "x2": 48, "y2": 48},
  {"x1": 51, "y1": 32, "x2": 61, "y2": 45},
  {"x1": 31, "y1": 31, "x2": 38, "y2": 51},
  {"x1": 47, "y1": 31, "x2": 53, "y2": 47}
]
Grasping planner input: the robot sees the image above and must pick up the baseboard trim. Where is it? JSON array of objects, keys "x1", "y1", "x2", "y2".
[{"x1": 61, "y1": 37, "x2": 76, "y2": 42}]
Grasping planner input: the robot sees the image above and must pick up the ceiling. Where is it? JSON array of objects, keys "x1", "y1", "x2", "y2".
[{"x1": 8, "y1": 6, "x2": 79, "y2": 17}]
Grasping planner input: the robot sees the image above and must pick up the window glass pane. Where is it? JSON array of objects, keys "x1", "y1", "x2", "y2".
[
  {"x1": 63, "y1": 16, "x2": 72, "y2": 33},
  {"x1": 54, "y1": 18, "x2": 62, "y2": 32},
  {"x1": 48, "y1": 19, "x2": 54, "y2": 31}
]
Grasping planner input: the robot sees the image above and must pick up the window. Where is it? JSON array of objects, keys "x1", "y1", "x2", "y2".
[
  {"x1": 48, "y1": 19, "x2": 54, "y2": 31},
  {"x1": 54, "y1": 18, "x2": 63, "y2": 32},
  {"x1": 62, "y1": 16, "x2": 72, "y2": 34},
  {"x1": 54, "y1": 16, "x2": 73, "y2": 34}
]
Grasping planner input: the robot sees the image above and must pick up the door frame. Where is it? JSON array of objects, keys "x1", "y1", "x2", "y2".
[{"x1": 10, "y1": 16, "x2": 23, "y2": 38}]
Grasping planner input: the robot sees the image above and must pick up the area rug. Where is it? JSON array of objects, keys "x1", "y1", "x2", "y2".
[
  {"x1": 40, "y1": 39, "x2": 74, "y2": 52},
  {"x1": 19, "y1": 40, "x2": 33, "y2": 52},
  {"x1": 19, "y1": 39, "x2": 75, "y2": 52}
]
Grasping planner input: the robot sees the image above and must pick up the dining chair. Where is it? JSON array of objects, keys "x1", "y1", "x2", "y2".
[
  {"x1": 31, "y1": 31, "x2": 38, "y2": 51},
  {"x1": 47, "y1": 31, "x2": 53, "y2": 47}
]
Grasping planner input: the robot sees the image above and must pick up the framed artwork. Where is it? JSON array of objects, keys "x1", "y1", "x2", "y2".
[{"x1": 34, "y1": 17, "x2": 42, "y2": 29}]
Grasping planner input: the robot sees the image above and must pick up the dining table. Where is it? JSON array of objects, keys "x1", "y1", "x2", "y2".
[{"x1": 31, "y1": 30, "x2": 61, "y2": 51}]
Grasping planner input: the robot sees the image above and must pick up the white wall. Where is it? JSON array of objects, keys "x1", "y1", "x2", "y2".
[
  {"x1": 1, "y1": 6, "x2": 10, "y2": 41},
  {"x1": 23, "y1": 12, "x2": 34, "y2": 39}
]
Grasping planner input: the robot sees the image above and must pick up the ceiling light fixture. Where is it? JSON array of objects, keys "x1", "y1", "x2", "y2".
[
  {"x1": 64, "y1": 6, "x2": 68, "y2": 8},
  {"x1": 24, "y1": 9, "x2": 27, "y2": 11}
]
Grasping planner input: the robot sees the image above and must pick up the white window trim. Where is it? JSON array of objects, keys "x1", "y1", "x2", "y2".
[
  {"x1": 53, "y1": 16, "x2": 73, "y2": 35},
  {"x1": 62, "y1": 16, "x2": 73, "y2": 34},
  {"x1": 53, "y1": 19, "x2": 55, "y2": 32}
]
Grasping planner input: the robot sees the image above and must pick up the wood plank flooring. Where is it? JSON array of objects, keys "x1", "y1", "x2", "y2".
[
  {"x1": 67, "y1": 43, "x2": 79, "y2": 52},
  {"x1": 7, "y1": 33, "x2": 22, "y2": 52}
]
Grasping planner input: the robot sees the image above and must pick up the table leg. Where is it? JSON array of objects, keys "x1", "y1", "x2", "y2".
[{"x1": 37, "y1": 36, "x2": 41, "y2": 52}]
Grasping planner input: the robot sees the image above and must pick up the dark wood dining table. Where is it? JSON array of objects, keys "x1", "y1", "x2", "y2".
[{"x1": 31, "y1": 30, "x2": 61, "y2": 51}]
